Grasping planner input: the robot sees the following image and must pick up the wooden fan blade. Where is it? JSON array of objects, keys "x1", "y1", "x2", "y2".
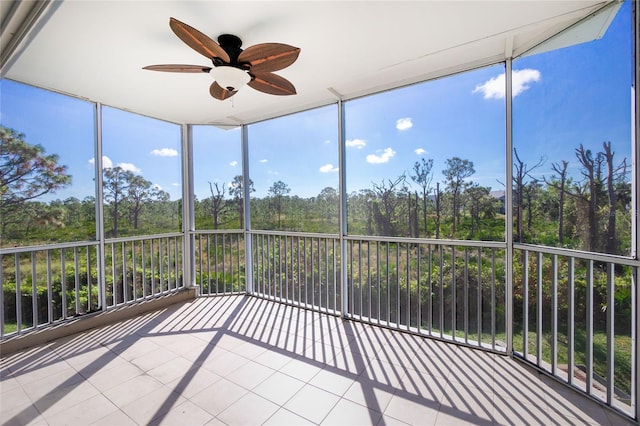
[
  {"x1": 248, "y1": 72, "x2": 297, "y2": 96},
  {"x1": 143, "y1": 64, "x2": 212, "y2": 73},
  {"x1": 210, "y1": 81, "x2": 237, "y2": 100},
  {"x1": 169, "y1": 17, "x2": 230, "y2": 63},
  {"x1": 238, "y1": 43, "x2": 300, "y2": 73}
]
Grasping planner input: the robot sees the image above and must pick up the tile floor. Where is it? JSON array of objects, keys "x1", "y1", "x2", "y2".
[{"x1": 0, "y1": 295, "x2": 635, "y2": 425}]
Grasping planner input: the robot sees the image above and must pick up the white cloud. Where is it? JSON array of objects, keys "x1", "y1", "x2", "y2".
[
  {"x1": 153, "y1": 183, "x2": 163, "y2": 190},
  {"x1": 319, "y1": 163, "x2": 339, "y2": 173},
  {"x1": 88, "y1": 155, "x2": 113, "y2": 169},
  {"x1": 229, "y1": 160, "x2": 238, "y2": 167},
  {"x1": 473, "y1": 68, "x2": 541, "y2": 99},
  {"x1": 415, "y1": 148, "x2": 426, "y2": 155},
  {"x1": 172, "y1": 182, "x2": 179, "y2": 186},
  {"x1": 366, "y1": 148, "x2": 396, "y2": 164},
  {"x1": 260, "y1": 159, "x2": 268, "y2": 163},
  {"x1": 346, "y1": 138, "x2": 366, "y2": 149},
  {"x1": 324, "y1": 139, "x2": 331, "y2": 144},
  {"x1": 396, "y1": 118, "x2": 413, "y2": 131},
  {"x1": 150, "y1": 148, "x2": 178, "y2": 157},
  {"x1": 117, "y1": 162, "x2": 141, "y2": 174}
]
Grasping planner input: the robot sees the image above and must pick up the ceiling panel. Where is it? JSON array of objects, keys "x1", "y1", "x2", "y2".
[{"x1": 2, "y1": 1, "x2": 614, "y2": 126}]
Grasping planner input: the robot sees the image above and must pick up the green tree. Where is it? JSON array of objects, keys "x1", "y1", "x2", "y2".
[
  {"x1": 103, "y1": 166, "x2": 131, "y2": 237},
  {"x1": 0, "y1": 126, "x2": 71, "y2": 243},
  {"x1": 410, "y1": 158, "x2": 434, "y2": 237},
  {"x1": 442, "y1": 157, "x2": 474, "y2": 237},
  {"x1": 128, "y1": 175, "x2": 169, "y2": 230},
  {"x1": 268, "y1": 180, "x2": 290, "y2": 229},
  {"x1": 229, "y1": 175, "x2": 254, "y2": 228}
]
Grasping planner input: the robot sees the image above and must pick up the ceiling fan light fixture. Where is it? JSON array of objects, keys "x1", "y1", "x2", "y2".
[{"x1": 211, "y1": 66, "x2": 251, "y2": 92}]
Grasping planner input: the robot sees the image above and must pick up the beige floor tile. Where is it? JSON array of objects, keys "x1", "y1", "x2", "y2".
[
  {"x1": 253, "y1": 347, "x2": 297, "y2": 370},
  {"x1": 253, "y1": 371, "x2": 306, "y2": 405},
  {"x1": 130, "y1": 346, "x2": 181, "y2": 372},
  {"x1": 19, "y1": 367, "x2": 84, "y2": 400},
  {"x1": 384, "y1": 392, "x2": 440, "y2": 425},
  {"x1": 263, "y1": 408, "x2": 315, "y2": 425},
  {"x1": 42, "y1": 393, "x2": 119, "y2": 426},
  {"x1": 438, "y1": 381, "x2": 494, "y2": 423},
  {"x1": 120, "y1": 385, "x2": 186, "y2": 425},
  {"x1": 398, "y1": 367, "x2": 447, "y2": 403},
  {"x1": 200, "y1": 350, "x2": 249, "y2": 377},
  {"x1": 309, "y1": 366, "x2": 357, "y2": 396},
  {"x1": 87, "y1": 360, "x2": 144, "y2": 392},
  {"x1": 216, "y1": 392, "x2": 279, "y2": 425},
  {"x1": 321, "y1": 397, "x2": 383, "y2": 425},
  {"x1": 103, "y1": 373, "x2": 164, "y2": 407},
  {"x1": 283, "y1": 384, "x2": 340, "y2": 424},
  {"x1": 33, "y1": 380, "x2": 101, "y2": 418},
  {"x1": 149, "y1": 399, "x2": 214, "y2": 426},
  {"x1": 0, "y1": 405, "x2": 48, "y2": 426},
  {"x1": 189, "y1": 377, "x2": 248, "y2": 416},
  {"x1": 147, "y1": 356, "x2": 197, "y2": 384},
  {"x1": 225, "y1": 360, "x2": 275, "y2": 390},
  {"x1": 279, "y1": 356, "x2": 323, "y2": 382},
  {"x1": 167, "y1": 366, "x2": 222, "y2": 399},
  {"x1": 343, "y1": 377, "x2": 396, "y2": 414},
  {"x1": 90, "y1": 409, "x2": 137, "y2": 425}
]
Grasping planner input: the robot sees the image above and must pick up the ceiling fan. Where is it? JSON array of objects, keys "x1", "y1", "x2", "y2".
[{"x1": 144, "y1": 17, "x2": 300, "y2": 100}]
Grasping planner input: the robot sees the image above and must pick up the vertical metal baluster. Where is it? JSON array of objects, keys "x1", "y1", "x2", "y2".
[
  {"x1": 61, "y1": 249, "x2": 66, "y2": 319},
  {"x1": 606, "y1": 262, "x2": 614, "y2": 405},
  {"x1": 568, "y1": 256, "x2": 575, "y2": 386},
  {"x1": 198, "y1": 235, "x2": 203, "y2": 292},
  {"x1": 491, "y1": 248, "x2": 496, "y2": 350},
  {"x1": 325, "y1": 238, "x2": 329, "y2": 310},
  {"x1": 537, "y1": 251, "x2": 543, "y2": 367},
  {"x1": 47, "y1": 251, "x2": 52, "y2": 323},
  {"x1": 387, "y1": 242, "x2": 391, "y2": 326},
  {"x1": 87, "y1": 246, "x2": 92, "y2": 311},
  {"x1": 312, "y1": 238, "x2": 316, "y2": 308},
  {"x1": 215, "y1": 234, "x2": 219, "y2": 294},
  {"x1": 333, "y1": 239, "x2": 337, "y2": 314},
  {"x1": 304, "y1": 237, "x2": 309, "y2": 305},
  {"x1": 0, "y1": 254, "x2": 4, "y2": 337},
  {"x1": 586, "y1": 259, "x2": 594, "y2": 394},
  {"x1": 31, "y1": 252, "x2": 37, "y2": 327},
  {"x1": 396, "y1": 242, "x2": 400, "y2": 328},
  {"x1": 464, "y1": 247, "x2": 469, "y2": 344},
  {"x1": 229, "y1": 234, "x2": 238, "y2": 293},
  {"x1": 238, "y1": 234, "x2": 242, "y2": 293},
  {"x1": 132, "y1": 242, "x2": 137, "y2": 301},
  {"x1": 358, "y1": 240, "x2": 362, "y2": 318},
  {"x1": 150, "y1": 239, "x2": 156, "y2": 296},
  {"x1": 439, "y1": 244, "x2": 444, "y2": 339},
  {"x1": 349, "y1": 240, "x2": 354, "y2": 316},
  {"x1": 285, "y1": 236, "x2": 289, "y2": 302},
  {"x1": 223, "y1": 234, "x2": 228, "y2": 294},
  {"x1": 452, "y1": 246, "x2": 456, "y2": 340},
  {"x1": 551, "y1": 254, "x2": 558, "y2": 375},
  {"x1": 523, "y1": 250, "x2": 529, "y2": 359},
  {"x1": 477, "y1": 247, "x2": 482, "y2": 347},
  {"x1": 16, "y1": 254, "x2": 22, "y2": 331},
  {"x1": 141, "y1": 239, "x2": 146, "y2": 298},
  {"x1": 428, "y1": 244, "x2": 433, "y2": 335},
  {"x1": 297, "y1": 236, "x2": 302, "y2": 304},
  {"x1": 74, "y1": 247, "x2": 80, "y2": 314},
  {"x1": 406, "y1": 243, "x2": 411, "y2": 330},
  {"x1": 377, "y1": 241, "x2": 381, "y2": 325},
  {"x1": 417, "y1": 244, "x2": 422, "y2": 334},
  {"x1": 122, "y1": 242, "x2": 127, "y2": 302},
  {"x1": 159, "y1": 239, "x2": 164, "y2": 293}
]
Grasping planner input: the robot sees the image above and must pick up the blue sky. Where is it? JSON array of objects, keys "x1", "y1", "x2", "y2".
[{"x1": 0, "y1": 0, "x2": 633, "y2": 202}]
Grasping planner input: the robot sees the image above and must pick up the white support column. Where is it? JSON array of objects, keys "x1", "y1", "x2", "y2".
[
  {"x1": 505, "y1": 59, "x2": 514, "y2": 356},
  {"x1": 338, "y1": 99, "x2": 348, "y2": 317},
  {"x1": 181, "y1": 124, "x2": 195, "y2": 289},
  {"x1": 242, "y1": 124, "x2": 253, "y2": 294},
  {"x1": 632, "y1": 1, "x2": 639, "y2": 419},
  {"x1": 94, "y1": 102, "x2": 106, "y2": 311}
]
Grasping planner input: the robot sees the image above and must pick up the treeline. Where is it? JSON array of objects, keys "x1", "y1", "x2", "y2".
[{"x1": 1, "y1": 124, "x2": 632, "y2": 256}]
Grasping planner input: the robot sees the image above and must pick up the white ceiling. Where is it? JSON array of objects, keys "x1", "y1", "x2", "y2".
[{"x1": 2, "y1": 1, "x2": 618, "y2": 127}]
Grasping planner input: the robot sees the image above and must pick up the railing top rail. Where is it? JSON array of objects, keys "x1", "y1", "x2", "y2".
[
  {"x1": 0, "y1": 240, "x2": 100, "y2": 255},
  {"x1": 345, "y1": 234, "x2": 507, "y2": 248},
  {"x1": 105, "y1": 232, "x2": 184, "y2": 244},
  {"x1": 514, "y1": 242, "x2": 640, "y2": 266},
  {"x1": 192, "y1": 229, "x2": 244, "y2": 236},
  {"x1": 248, "y1": 229, "x2": 340, "y2": 239}
]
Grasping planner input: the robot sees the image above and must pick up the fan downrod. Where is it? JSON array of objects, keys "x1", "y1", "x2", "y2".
[{"x1": 215, "y1": 34, "x2": 243, "y2": 65}]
